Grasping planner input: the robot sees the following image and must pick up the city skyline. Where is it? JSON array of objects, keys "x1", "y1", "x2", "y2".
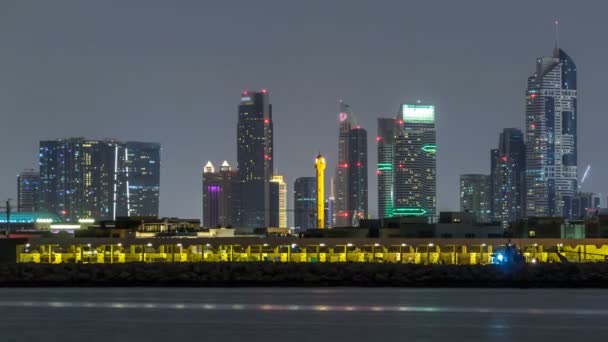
[{"x1": 1, "y1": 1, "x2": 604, "y2": 220}]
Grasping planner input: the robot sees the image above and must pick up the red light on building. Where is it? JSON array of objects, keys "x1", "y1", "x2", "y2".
[
  {"x1": 398, "y1": 163, "x2": 404, "y2": 169},
  {"x1": 61, "y1": 210, "x2": 67, "y2": 215},
  {"x1": 356, "y1": 161, "x2": 362, "y2": 167},
  {"x1": 376, "y1": 170, "x2": 382, "y2": 175},
  {"x1": 341, "y1": 163, "x2": 348, "y2": 168},
  {"x1": 398, "y1": 119, "x2": 404, "y2": 125},
  {"x1": 243, "y1": 91, "x2": 248, "y2": 95},
  {"x1": 264, "y1": 154, "x2": 270, "y2": 160},
  {"x1": 264, "y1": 119, "x2": 269, "y2": 124},
  {"x1": 501, "y1": 155, "x2": 508, "y2": 162},
  {"x1": 531, "y1": 124, "x2": 536, "y2": 129},
  {"x1": 376, "y1": 136, "x2": 382, "y2": 142},
  {"x1": 261, "y1": 88, "x2": 267, "y2": 94}
]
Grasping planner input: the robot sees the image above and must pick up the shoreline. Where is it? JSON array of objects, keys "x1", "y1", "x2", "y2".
[{"x1": 1, "y1": 262, "x2": 607, "y2": 288}]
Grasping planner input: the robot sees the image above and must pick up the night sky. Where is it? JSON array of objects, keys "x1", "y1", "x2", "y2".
[{"x1": 1, "y1": 1, "x2": 605, "y2": 221}]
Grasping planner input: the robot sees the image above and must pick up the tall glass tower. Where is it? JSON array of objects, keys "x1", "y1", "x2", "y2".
[
  {"x1": 377, "y1": 118, "x2": 396, "y2": 219},
  {"x1": 39, "y1": 138, "x2": 160, "y2": 221},
  {"x1": 237, "y1": 90, "x2": 273, "y2": 227},
  {"x1": 17, "y1": 169, "x2": 40, "y2": 212},
  {"x1": 525, "y1": 44, "x2": 577, "y2": 218},
  {"x1": 393, "y1": 103, "x2": 436, "y2": 220},
  {"x1": 294, "y1": 177, "x2": 316, "y2": 230},
  {"x1": 333, "y1": 101, "x2": 367, "y2": 226},
  {"x1": 492, "y1": 128, "x2": 526, "y2": 225}
]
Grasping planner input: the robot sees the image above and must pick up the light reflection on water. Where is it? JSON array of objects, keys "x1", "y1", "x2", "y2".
[{"x1": 0, "y1": 300, "x2": 607, "y2": 316}]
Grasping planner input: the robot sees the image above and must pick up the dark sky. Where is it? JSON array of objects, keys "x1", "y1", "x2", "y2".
[{"x1": 1, "y1": 0, "x2": 606, "y2": 221}]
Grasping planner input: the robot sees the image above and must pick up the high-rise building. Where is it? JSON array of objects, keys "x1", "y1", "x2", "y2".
[
  {"x1": 39, "y1": 138, "x2": 160, "y2": 221},
  {"x1": 460, "y1": 174, "x2": 492, "y2": 223},
  {"x1": 491, "y1": 129, "x2": 526, "y2": 225},
  {"x1": 334, "y1": 101, "x2": 354, "y2": 227},
  {"x1": 392, "y1": 103, "x2": 437, "y2": 220},
  {"x1": 294, "y1": 177, "x2": 316, "y2": 230},
  {"x1": 123, "y1": 142, "x2": 161, "y2": 217},
  {"x1": 202, "y1": 161, "x2": 240, "y2": 227},
  {"x1": 17, "y1": 169, "x2": 40, "y2": 212},
  {"x1": 377, "y1": 118, "x2": 396, "y2": 219},
  {"x1": 333, "y1": 101, "x2": 368, "y2": 226},
  {"x1": 237, "y1": 90, "x2": 273, "y2": 227},
  {"x1": 269, "y1": 174, "x2": 287, "y2": 228},
  {"x1": 348, "y1": 127, "x2": 368, "y2": 225},
  {"x1": 525, "y1": 42, "x2": 577, "y2": 218}
]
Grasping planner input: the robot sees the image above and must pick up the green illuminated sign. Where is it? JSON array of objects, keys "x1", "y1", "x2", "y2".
[
  {"x1": 392, "y1": 208, "x2": 428, "y2": 216},
  {"x1": 402, "y1": 104, "x2": 435, "y2": 123},
  {"x1": 421, "y1": 145, "x2": 437, "y2": 153},
  {"x1": 377, "y1": 163, "x2": 392, "y2": 171}
]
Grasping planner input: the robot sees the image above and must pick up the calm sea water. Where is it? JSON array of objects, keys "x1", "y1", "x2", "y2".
[{"x1": 0, "y1": 288, "x2": 606, "y2": 341}]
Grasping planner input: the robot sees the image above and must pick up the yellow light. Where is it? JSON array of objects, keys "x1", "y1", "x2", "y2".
[{"x1": 315, "y1": 154, "x2": 326, "y2": 229}]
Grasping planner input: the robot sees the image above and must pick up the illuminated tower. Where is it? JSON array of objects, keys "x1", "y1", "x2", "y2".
[
  {"x1": 460, "y1": 174, "x2": 492, "y2": 223},
  {"x1": 393, "y1": 103, "x2": 436, "y2": 220},
  {"x1": 492, "y1": 128, "x2": 526, "y2": 225},
  {"x1": 17, "y1": 169, "x2": 40, "y2": 212},
  {"x1": 525, "y1": 30, "x2": 577, "y2": 218},
  {"x1": 237, "y1": 89, "x2": 273, "y2": 227},
  {"x1": 269, "y1": 174, "x2": 287, "y2": 228},
  {"x1": 334, "y1": 101, "x2": 368, "y2": 226},
  {"x1": 334, "y1": 101, "x2": 354, "y2": 226},
  {"x1": 202, "y1": 160, "x2": 240, "y2": 227},
  {"x1": 315, "y1": 153, "x2": 326, "y2": 228},
  {"x1": 377, "y1": 118, "x2": 396, "y2": 218},
  {"x1": 294, "y1": 177, "x2": 316, "y2": 230}
]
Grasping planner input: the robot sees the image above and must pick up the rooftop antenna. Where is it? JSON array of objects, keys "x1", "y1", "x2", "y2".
[{"x1": 553, "y1": 19, "x2": 560, "y2": 57}]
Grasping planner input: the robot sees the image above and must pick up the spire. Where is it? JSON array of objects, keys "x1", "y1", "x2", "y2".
[
  {"x1": 553, "y1": 19, "x2": 560, "y2": 58},
  {"x1": 203, "y1": 161, "x2": 215, "y2": 173}
]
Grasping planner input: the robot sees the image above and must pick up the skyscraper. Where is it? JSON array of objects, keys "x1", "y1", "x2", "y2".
[
  {"x1": 294, "y1": 177, "x2": 316, "y2": 230},
  {"x1": 39, "y1": 138, "x2": 160, "y2": 221},
  {"x1": 269, "y1": 174, "x2": 287, "y2": 228},
  {"x1": 237, "y1": 90, "x2": 273, "y2": 227},
  {"x1": 525, "y1": 42, "x2": 577, "y2": 218},
  {"x1": 492, "y1": 128, "x2": 526, "y2": 225},
  {"x1": 202, "y1": 161, "x2": 240, "y2": 227},
  {"x1": 17, "y1": 169, "x2": 40, "y2": 212},
  {"x1": 460, "y1": 174, "x2": 492, "y2": 223},
  {"x1": 334, "y1": 101, "x2": 354, "y2": 227},
  {"x1": 377, "y1": 118, "x2": 396, "y2": 219},
  {"x1": 334, "y1": 101, "x2": 368, "y2": 226},
  {"x1": 392, "y1": 103, "x2": 437, "y2": 220},
  {"x1": 348, "y1": 127, "x2": 368, "y2": 225},
  {"x1": 123, "y1": 142, "x2": 161, "y2": 217}
]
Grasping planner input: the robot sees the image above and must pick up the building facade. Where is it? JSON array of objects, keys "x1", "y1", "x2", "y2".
[
  {"x1": 333, "y1": 101, "x2": 368, "y2": 226},
  {"x1": 269, "y1": 174, "x2": 287, "y2": 228},
  {"x1": 17, "y1": 169, "x2": 40, "y2": 212},
  {"x1": 377, "y1": 118, "x2": 395, "y2": 219},
  {"x1": 39, "y1": 138, "x2": 160, "y2": 222},
  {"x1": 237, "y1": 90, "x2": 273, "y2": 227},
  {"x1": 525, "y1": 45, "x2": 577, "y2": 218},
  {"x1": 491, "y1": 128, "x2": 526, "y2": 225},
  {"x1": 459, "y1": 174, "x2": 492, "y2": 223},
  {"x1": 392, "y1": 103, "x2": 437, "y2": 220},
  {"x1": 294, "y1": 177, "x2": 316, "y2": 230},
  {"x1": 202, "y1": 161, "x2": 240, "y2": 228},
  {"x1": 348, "y1": 127, "x2": 368, "y2": 225}
]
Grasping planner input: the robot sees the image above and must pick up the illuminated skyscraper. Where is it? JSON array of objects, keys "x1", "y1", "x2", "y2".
[
  {"x1": 123, "y1": 142, "x2": 161, "y2": 217},
  {"x1": 348, "y1": 127, "x2": 368, "y2": 225},
  {"x1": 202, "y1": 161, "x2": 240, "y2": 227},
  {"x1": 17, "y1": 169, "x2": 40, "y2": 212},
  {"x1": 294, "y1": 177, "x2": 316, "y2": 230},
  {"x1": 269, "y1": 174, "x2": 287, "y2": 228},
  {"x1": 237, "y1": 90, "x2": 273, "y2": 227},
  {"x1": 334, "y1": 101, "x2": 368, "y2": 226},
  {"x1": 392, "y1": 103, "x2": 436, "y2": 220},
  {"x1": 460, "y1": 174, "x2": 492, "y2": 223},
  {"x1": 377, "y1": 118, "x2": 395, "y2": 219},
  {"x1": 525, "y1": 42, "x2": 577, "y2": 218},
  {"x1": 39, "y1": 138, "x2": 160, "y2": 221},
  {"x1": 492, "y1": 128, "x2": 526, "y2": 225}
]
